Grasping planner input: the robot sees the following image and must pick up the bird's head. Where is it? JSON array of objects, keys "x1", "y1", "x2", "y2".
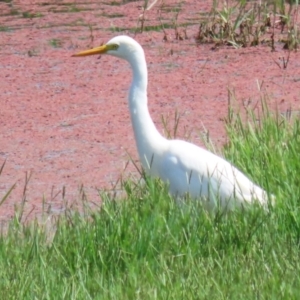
[{"x1": 72, "y1": 35, "x2": 143, "y2": 62}]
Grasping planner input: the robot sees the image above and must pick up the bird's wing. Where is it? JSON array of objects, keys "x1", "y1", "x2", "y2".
[{"x1": 159, "y1": 140, "x2": 266, "y2": 204}]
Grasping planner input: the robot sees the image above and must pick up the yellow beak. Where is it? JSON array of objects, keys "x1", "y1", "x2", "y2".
[{"x1": 72, "y1": 45, "x2": 109, "y2": 57}]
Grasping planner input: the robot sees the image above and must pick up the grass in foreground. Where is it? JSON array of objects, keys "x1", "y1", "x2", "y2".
[{"x1": 1, "y1": 101, "x2": 300, "y2": 299}]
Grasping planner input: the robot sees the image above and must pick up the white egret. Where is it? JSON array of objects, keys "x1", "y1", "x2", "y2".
[{"x1": 72, "y1": 35, "x2": 272, "y2": 211}]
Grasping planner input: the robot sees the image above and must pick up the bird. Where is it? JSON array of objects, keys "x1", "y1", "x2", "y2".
[{"x1": 72, "y1": 35, "x2": 273, "y2": 211}]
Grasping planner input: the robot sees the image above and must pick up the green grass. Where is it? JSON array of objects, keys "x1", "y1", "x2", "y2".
[
  {"x1": 196, "y1": 0, "x2": 300, "y2": 50},
  {"x1": 97, "y1": 12, "x2": 125, "y2": 18},
  {"x1": 48, "y1": 38, "x2": 63, "y2": 48},
  {"x1": 0, "y1": 25, "x2": 11, "y2": 32},
  {"x1": 1, "y1": 99, "x2": 300, "y2": 298},
  {"x1": 22, "y1": 11, "x2": 43, "y2": 18},
  {"x1": 103, "y1": 1, "x2": 123, "y2": 6}
]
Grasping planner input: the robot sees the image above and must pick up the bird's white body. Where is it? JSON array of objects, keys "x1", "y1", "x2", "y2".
[{"x1": 73, "y1": 35, "x2": 272, "y2": 210}]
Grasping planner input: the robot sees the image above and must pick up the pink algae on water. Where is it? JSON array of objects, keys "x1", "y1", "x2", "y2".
[{"x1": 0, "y1": 0, "x2": 300, "y2": 222}]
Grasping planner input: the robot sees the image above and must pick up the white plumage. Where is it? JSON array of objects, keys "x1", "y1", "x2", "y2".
[{"x1": 73, "y1": 35, "x2": 272, "y2": 210}]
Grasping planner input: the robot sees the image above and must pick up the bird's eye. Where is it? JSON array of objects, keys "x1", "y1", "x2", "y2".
[{"x1": 110, "y1": 44, "x2": 119, "y2": 50}]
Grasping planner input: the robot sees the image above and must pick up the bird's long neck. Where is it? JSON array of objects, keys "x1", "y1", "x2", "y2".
[{"x1": 128, "y1": 52, "x2": 167, "y2": 174}]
